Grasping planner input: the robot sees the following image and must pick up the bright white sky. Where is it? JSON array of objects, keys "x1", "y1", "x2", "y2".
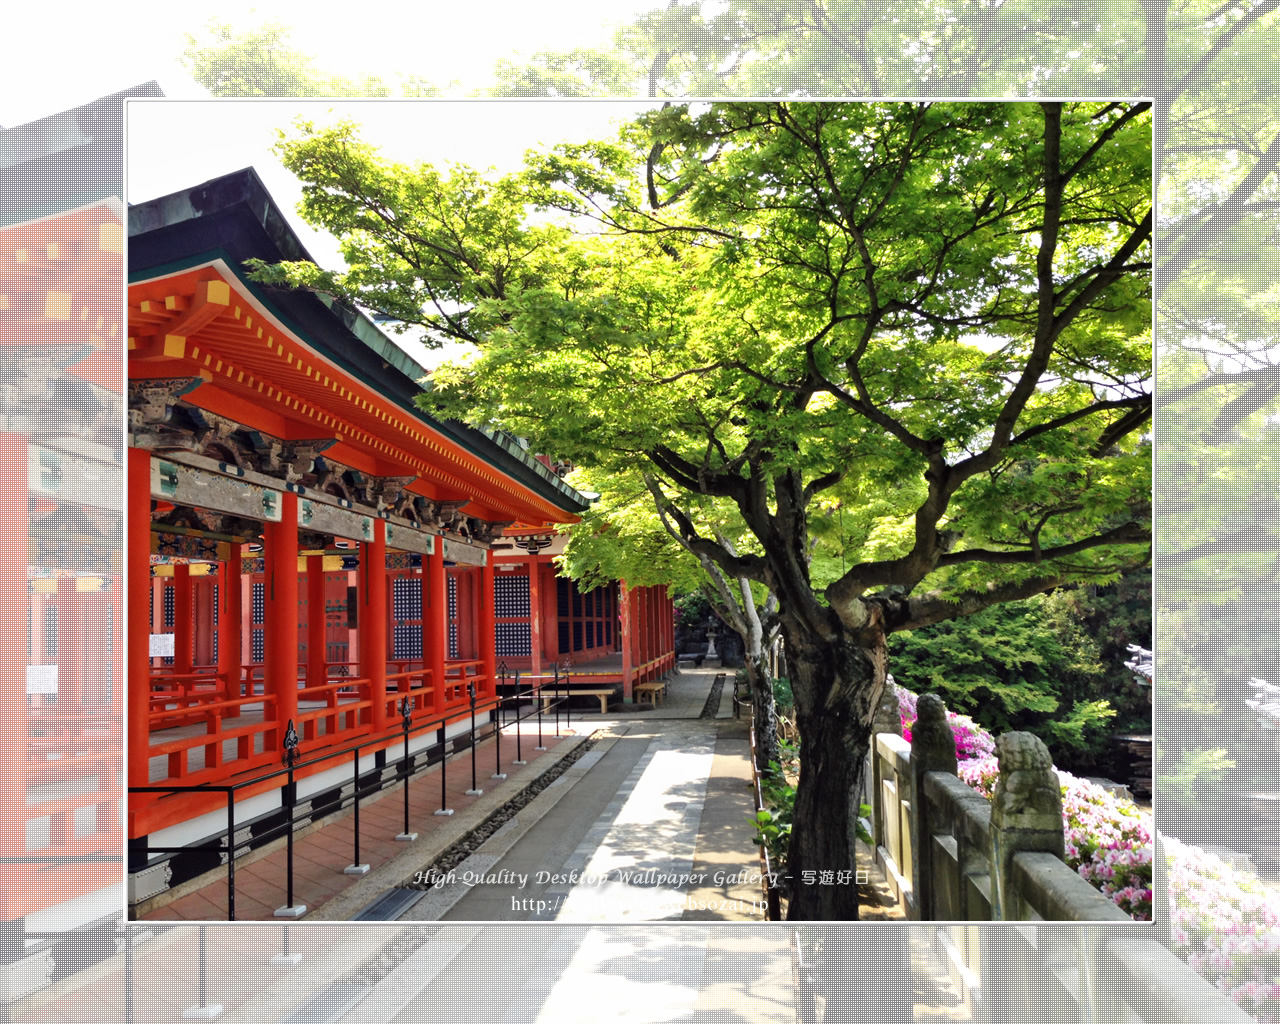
[
  {"x1": 127, "y1": 100, "x2": 656, "y2": 263},
  {"x1": 1, "y1": 0, "x2": 658, "y2": 127},
  {"x1": 127, "y1": 100, "x2": 657, "y2": 365}
]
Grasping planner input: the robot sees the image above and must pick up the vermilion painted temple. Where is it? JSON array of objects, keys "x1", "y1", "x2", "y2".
[
  {"x1": 127, "y1": 168, "x2": 674, "y2": 907},
  {"x1": 1, "y1": 85, "x2": 161, "y2": 980}
]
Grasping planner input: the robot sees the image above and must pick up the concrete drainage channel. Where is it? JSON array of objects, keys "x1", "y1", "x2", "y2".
[{"x1": 352, "y1": 732, "x2": 603, "y2": 921}]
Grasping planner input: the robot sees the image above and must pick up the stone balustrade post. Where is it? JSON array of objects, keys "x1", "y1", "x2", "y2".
[
  {"x1": 870, "y1": 678, "x2": 903, "y2": 856},
  {"x1": 989, "y1": 731, "x2": 1065, "y2": 921},
  {"x1": 908, "y1": 693, "x2": 958, "y2": 921}
]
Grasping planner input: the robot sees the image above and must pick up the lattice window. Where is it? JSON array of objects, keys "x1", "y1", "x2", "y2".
[
  {"x1": 251, "y1": 582, "x2": 265, "y2": 624},
  {"x1": 572, "y1": 620, "x2": 583, "y2": 652},
  {"x1": 447, "y1": 574, "x2": 459, "y2": 658},
  {"x1": 494, "y1": 575, "x2": 530, "y2": 618},
  {"x1": 393, "y1": 625, "x2": 422, "y2": 659},
  {"x1": 495, "y1": 621, "x2": 531, "y2": 657},
  {"x1": 393, "y1": 577, "x2": 421, "y2": 620},
  {"x1": 212, "y1": 583, "x2": 219, "y2": 627},
  {"x1": 251, "y1": 629, "x2": 264, "y2": 663},
  {"x1": 392, "y1": 575, "x2": 423, "y2": 660},
  {"x1": 45, "y1": 603, "x2": 58, "y2": 658},
  {"x1": 162, "y1": 586, "x2": 174, "y2": 628}
]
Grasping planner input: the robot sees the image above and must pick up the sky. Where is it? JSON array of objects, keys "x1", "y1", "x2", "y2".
[
  {"x1": 127, "y1": 100, "x2": 658, "y2": 366},
  {"x1": 1, "y1": 0, "x2": 658, "y2": 127}
]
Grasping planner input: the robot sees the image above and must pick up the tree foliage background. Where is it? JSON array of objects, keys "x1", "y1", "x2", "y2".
[
  {"x1": 177, "y1": 0, "x2": 1280, "y2": 837},
  {"x1": 245, "y1": 98, "x2": 1151, "y2": 918}
]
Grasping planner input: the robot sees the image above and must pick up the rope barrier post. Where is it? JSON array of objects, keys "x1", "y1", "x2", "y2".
[
  {"x1": 492, "y1": 663, "x2": 507, "y2": 781},
  {"x1": 344, "y1": 746, "x2": 370, "y2": 876},
  {"x1": 225, "y1": 790, "x2": 237, "y2": 922},
  {"x1": 535, "y1": 671, "x2": 546, "y2": 751},
  {"x1": 125, "y1": 924, "x2": 135, "y2": 1024},
  {"x1": 562, "y1": 659, "x2": 572, "y2": 727},
  {"x1": 512, "y1": 669, "x2": 526, "y2": 764},
  {"x1": 270, "y1": 924, "x2": 301, "y2": 966},
  {"x1": 274, "y1": 721, "x2": 306, "y2": 919},
  {"x1": 466, "y1": 681, "x2": 483, "y2": 795},
  {"x1": 396, "y1": 696, "x2": 417, "y2": 841},
  {"x1": 181, "y1": 924, "x2": 224, "y2": 1019},
  {"x1": 434, "y1": 722, "x2": 453, "y2": 817}
]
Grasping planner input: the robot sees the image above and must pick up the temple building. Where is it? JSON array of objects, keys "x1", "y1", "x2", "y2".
[
  {"x1": 127, "y1": 167, "x2": 674, "y2": 906},
  {"x1": 1, "y1": 83, "x2": 165, "y2": 996}
]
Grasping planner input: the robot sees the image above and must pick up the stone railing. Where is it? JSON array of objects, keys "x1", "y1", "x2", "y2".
[
  {"x1": 866, "y1": 692, "x2": 1256, "y2": 1022},
  {"x1": 868, "y1": 692, "x2": 1131, "y2": 922}
]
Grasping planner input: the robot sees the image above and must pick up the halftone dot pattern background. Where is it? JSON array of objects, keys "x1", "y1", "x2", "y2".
[{"x1": 4, "y1": 1, "x2": 1278, "y2": 1020}]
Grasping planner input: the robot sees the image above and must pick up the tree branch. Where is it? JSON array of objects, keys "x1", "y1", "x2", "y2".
[{"x1": 937, "y1": 520, "x2": 1150, "y2": 567}]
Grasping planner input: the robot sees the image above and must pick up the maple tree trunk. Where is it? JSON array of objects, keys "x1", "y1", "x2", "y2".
[
  {"x1": 743, "y1": 652, "x2": 779, "y2": 772},
  {"x1": 783, "y1": 620, "x2": 884, "y2": 921}
]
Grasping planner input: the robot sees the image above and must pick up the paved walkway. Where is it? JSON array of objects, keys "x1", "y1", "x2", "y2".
[
  {"x1": 136, "y1": 665, "x2": 766, "y2": 924},
  {"x1": 15, "y1": 666, "x2": 960, "y2": 1024}
]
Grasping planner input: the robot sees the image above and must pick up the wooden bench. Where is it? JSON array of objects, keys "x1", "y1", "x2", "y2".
[
  {"x1": 634, "y1": 681, "x2": 667, "y2": 706},
  {"x1": 540, "y1": 687, "x2": 617, "y2": 714}
]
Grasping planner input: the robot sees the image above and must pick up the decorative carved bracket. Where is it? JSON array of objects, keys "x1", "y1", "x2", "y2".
[
  {"x1": 265, "y1": 439, "x2": 339, "y2": 484},
  {"x1": 467, "y1": 519, "x2": 513, "y2": 544},
  {"x1": 128, "y1": 377, "x2": 206, "y2": 431},
  {"x1": 365, "y1": 475, "x2": 417, "y2": 512}
]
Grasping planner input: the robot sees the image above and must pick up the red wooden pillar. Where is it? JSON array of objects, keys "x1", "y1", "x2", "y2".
[
  {"x1": 110, "y1": 574, "x2": 123, "y2": 718},
  {"x1": 306, "y1": 554, "x2": 327, "y2": 690},
  {"x1": 359, "y1": 519, "x2": 388, "y2": 733},
  {"x1": 663, "y1": 591, "x2": 672, "y2": 662},
  {"x1": 542, "y1": 565, "x2": 558, "y2": 665},
  {"x1": 127, "y1": 446, "x2": 152, "y2": 789},
  {"x1": 415, "y1": 558, "x2": 429, "y2": 708},
  {"x1": 263, "y1": 491, "x2": 300, "y2": 746},
  {"x1": 619, "y1": 581, "x2": 634, "y2": 700},
  {"x1": 191, "y1": 576, "x2": 213, "y2": 667},
  {"x1": 172, "y1": 563, "x2": 193, "y2": 677},
  {"x1": 479, "y1": 559, "x2": 496, "y2": 697},
  {"x1": 219, "y1": 549, "x2": 242, "y2": 713},
  {"x1": 55, "y1": 576, "x2": 79, "y2": 707},
  {"x1": 527, "y1": 557, "x2": 543, "y2": 682},
  {"x1": 426, "y1": 543, "x2": 447, "y2": 714},
  {"x1": 0, "y1": 435, "x2": 29, "y2": 864}
]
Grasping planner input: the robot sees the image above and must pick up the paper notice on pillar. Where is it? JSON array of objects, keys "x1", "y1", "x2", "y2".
[
  {"x1": 26, "y1": 665, "x2": 58, "y2": 695},
  {"x1": 149, "y1": 633, "x2": 175, "y2": 657}
]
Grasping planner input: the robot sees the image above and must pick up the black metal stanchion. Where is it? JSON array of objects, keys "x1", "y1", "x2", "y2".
[
  {"x1": 396, "y1": 696, "x2": 417, "y2": 841},
  {"x1": 434, "y1": 723, "x2": 453, "y2": 817},
  {"x1": 492, "y1": 663, "x2": 507, "y2": 781},
  {"x1": 553, "y1": 663, "x2": 561, "y2": 738},
  {"x1": 535, "y1": 671, "x2": 546, "y2": 750},
  {"x1": 345, "y1": 747, "x2": 370, "y2": 875},
  {"x1": 125, "y1": 925, "x2": 135, "y2": 1024},
  {"x1": 182, "y1": 923, "x2": 223, "y2": 1018},
  {"x1": 275, "y1": 721, "x2": 306, "y2": 918},
  {"x1": 512, "y1": 669, "x2": 526, "y2": 764},
  {"x1": 271, "y1": 923, "x2": 301, "y2": 966},
  {"x1": 466, "y1": 681, "x2": 483, "y2": 795},
  {"x1": 226, "y1": 790, "x2": 237, "y2": 922}
]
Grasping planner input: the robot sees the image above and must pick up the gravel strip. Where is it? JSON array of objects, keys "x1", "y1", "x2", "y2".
[{"x1": 400, "y1": 732, "x2": 602, "y2": 891}]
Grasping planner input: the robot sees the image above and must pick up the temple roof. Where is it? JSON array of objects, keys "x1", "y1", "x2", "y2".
[{"x1": 129, "y1": 166, "x2": 588, "y2": 523}]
